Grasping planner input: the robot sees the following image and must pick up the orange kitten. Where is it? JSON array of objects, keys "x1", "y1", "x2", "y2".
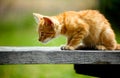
[{"x1": 33, "y1": 10, "x2": 120, "y2": 50}]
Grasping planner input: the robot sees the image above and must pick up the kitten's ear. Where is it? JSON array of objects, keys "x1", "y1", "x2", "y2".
[
  {"x1": 43, "y1": 17, "x2": 54, "y2": 26},
  {"x1": 33, "y1": 13, "x2": 43, "y2": 24}
]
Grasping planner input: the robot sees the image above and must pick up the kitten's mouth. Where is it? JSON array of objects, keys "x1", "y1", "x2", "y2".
[
  {"x1": 42, "y1": 40, "x2": 49, "y2": 43},
  {"x1": 39, "y1": 38, "x2": 51, "y2": 43}
]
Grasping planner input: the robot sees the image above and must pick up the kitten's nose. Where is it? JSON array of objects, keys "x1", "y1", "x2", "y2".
[{"x1": 38, "y1": 38, "x2": 41, "y2": 41}]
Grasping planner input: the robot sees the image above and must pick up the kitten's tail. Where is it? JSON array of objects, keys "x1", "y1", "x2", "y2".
[{"x1": 116, "y1": 44, "x2": 120, "y2": 50}]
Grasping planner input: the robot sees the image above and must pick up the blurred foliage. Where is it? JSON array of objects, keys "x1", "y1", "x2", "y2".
[
  {"x1": 0, "y1": 0, "x2": 98, "y2": 46},
  {"x1": 0, "y1": 0, "x2": 15, "y2": 16},
  {"x1": 99, "y1": 0, "x2": 120, "y2": 29}
]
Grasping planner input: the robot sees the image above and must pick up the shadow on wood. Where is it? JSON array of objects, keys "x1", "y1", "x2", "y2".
[{"x1": 74, "y1": 47, "x2": 120, "y2": 78}]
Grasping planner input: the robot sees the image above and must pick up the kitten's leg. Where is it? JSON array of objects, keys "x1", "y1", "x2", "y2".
[
  {"x1": 99, "y1": 29, "x2": 117, "y2": 50},
  {"x1": 61, "y1": 28, "x2": 88, "y2": 50},
  {"x1": 61, "y1": 36, "x2": 73, "y2": 50}
]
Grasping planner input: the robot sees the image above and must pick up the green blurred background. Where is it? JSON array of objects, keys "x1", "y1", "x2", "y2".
[{"x1": 0, "y1": 0, "x2": 120, "y2": 78}]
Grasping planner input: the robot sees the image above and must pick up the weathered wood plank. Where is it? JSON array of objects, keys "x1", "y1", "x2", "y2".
[{"x1": 0, "y1": 47, "x2": 120, "y2": 64}]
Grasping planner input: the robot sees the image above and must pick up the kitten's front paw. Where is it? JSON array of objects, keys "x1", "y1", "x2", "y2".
[
  {"x1": 96, "y1": 45, "x2": 106, "y2": 50},
  {"x1": 61, "y1": 46, "x2": 74, "y2": 50}
]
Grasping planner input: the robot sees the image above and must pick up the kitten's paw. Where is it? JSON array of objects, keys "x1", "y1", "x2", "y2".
[
  {"x1": 61, "y1": 46, "x2": 74, "y2": 50},
  {"x1": 61, "y1": 46, "x2": 65, "y2": 50},
  {"x1": 96, "y1": 45, "x2": 106, "y2": 50}
]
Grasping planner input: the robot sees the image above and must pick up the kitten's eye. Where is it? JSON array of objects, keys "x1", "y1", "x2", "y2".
[{"x1": 41, "y1": 32, "x2": 45, "y2": 36}]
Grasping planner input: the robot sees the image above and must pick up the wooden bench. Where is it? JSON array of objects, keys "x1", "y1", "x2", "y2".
[
  {"x1": 0, "y1": 46, "x2": 120, "y2": 78},
  {"x1": 0, "y1": 46, "x2": 120, "y2": 64}
]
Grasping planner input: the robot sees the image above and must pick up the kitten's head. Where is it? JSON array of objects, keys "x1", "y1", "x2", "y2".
[{"x1": 33, "y1": 13, "x2": 60, "y2": 43}]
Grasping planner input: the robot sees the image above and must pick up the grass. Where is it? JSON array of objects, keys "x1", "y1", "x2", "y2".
[
  {"x1": 0, "y1": 65, "x2": 95, "y2": 78},
  {"x1": 0, "y1": 29, "x2": 66, "y2": 46}
]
